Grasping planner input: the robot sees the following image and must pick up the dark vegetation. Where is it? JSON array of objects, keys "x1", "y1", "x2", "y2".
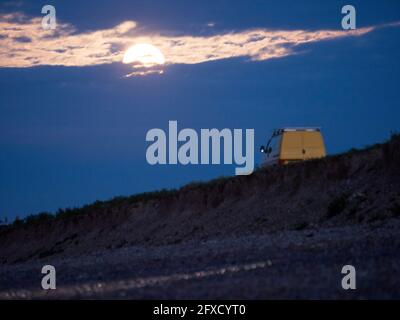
[{"x1": 327, "y1": 193, "x2": 349, "y2": 218}]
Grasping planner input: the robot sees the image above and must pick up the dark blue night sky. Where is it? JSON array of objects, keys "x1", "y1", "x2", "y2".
[{"x1": 1, "y1": 0, "x2": 400, "y2": 220}]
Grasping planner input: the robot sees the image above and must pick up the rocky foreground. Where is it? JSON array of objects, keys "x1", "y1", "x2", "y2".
[{"x1": 0, "y1": 219, "x2": 400, "y2": 299}]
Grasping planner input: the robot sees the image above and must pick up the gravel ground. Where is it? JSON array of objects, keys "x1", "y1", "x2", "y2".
[{"x1": 1, "y1": 218, "x2": 400, "y2": 299}]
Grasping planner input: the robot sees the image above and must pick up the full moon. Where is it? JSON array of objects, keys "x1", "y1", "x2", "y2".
[{"x1": 123, "y1": 43, "x2": 165, "y2": 67}]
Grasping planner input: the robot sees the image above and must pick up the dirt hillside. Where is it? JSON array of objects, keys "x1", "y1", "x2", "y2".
[{"x1": 1, "y1": 135, "x2": 399, "y2": 265}]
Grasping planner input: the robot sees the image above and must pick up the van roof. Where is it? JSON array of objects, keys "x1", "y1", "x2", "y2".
[
  {"x1": 273, "y1": 127, "x2": 321, "y2": 135},
  {"x1": 282, "y1": 127, "x2": 320, "y2": 131}
]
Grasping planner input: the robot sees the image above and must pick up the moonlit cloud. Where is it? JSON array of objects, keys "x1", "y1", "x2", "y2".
[{"x1": 0, "y1": 12, "x2": 394, "y2": 74}]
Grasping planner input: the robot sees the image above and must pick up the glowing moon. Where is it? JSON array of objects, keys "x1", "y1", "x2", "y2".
[{"x1": 123, "y1": 43, "x2": 165, "y2": 67}]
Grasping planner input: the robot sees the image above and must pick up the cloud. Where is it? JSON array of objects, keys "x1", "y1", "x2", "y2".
[{"x1": 0, "y1": 12, "x2": 389, "y2": 72}]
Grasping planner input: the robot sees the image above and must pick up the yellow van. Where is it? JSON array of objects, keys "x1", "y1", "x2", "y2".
[{"x1": 260, "y1": 128, "x2": 326, "y2": 165}]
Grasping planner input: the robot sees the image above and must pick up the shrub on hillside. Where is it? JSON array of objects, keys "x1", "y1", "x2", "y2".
[{"x1": 327, "y1": 194, "x2": 348, "y2": 218}]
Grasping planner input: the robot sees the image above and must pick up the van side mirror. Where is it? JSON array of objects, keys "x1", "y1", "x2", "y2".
[{"x1": 260, "y1": 146, "x2": 272, "y2": 154}]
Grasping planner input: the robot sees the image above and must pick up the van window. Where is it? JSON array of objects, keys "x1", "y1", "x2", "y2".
[{"x1": 268, "y1": 134, "x2": 282, "y2": 158}]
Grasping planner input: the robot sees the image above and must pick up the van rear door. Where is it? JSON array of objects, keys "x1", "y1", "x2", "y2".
[
  {"x1": 302, "y1": 131, "x2": 326, "y2": 159},
  {"x1": 280, "y1": 131, "x2": 304, "y2": 161}
]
